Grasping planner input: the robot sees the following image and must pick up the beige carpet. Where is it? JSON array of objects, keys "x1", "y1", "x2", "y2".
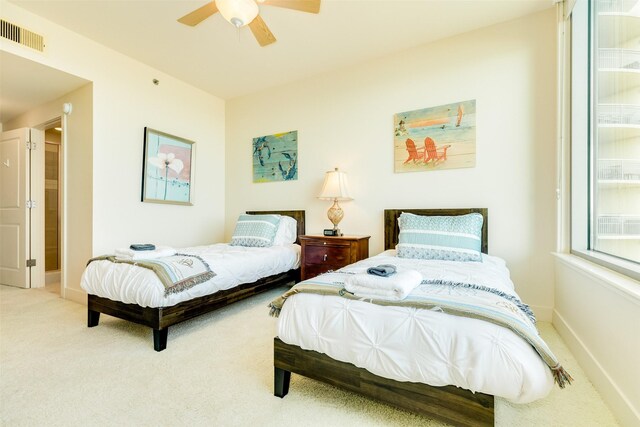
[{"x1": 0, "y1": 284, "x2": 619, "y2": 427}]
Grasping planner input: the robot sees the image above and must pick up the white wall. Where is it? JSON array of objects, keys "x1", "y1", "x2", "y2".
[
  {"x1": 2, "y1": 1, "x2": 226, "y2": 302},
  {"x1": 554, "y1": 256, "x2": 640, "y2": 427},
  {"x1": 226, "y1": 9, "x2": 557, "y2": 319}
]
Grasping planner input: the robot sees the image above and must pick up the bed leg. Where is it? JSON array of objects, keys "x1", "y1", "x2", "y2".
[
  {"x1": 88, "y1": 309, "x2": 100, "y2": 327},
  {"x1": 153, "y1": 328, "x2": 168, "y2": 352},
  {"x1": 274, "y1": 367, "x2": 291, "y2": 398}
]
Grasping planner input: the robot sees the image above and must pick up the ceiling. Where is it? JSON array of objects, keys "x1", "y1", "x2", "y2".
[{"x1": 7, "y1": 0, "x2": 552, "y2": 102}]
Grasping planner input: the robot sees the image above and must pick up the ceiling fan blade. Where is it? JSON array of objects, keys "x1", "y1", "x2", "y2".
[
  {"x1": 177, "y1": 2, "x2": 219, "y2": 26},
  {"x1": 260, "y1": 0, "x2": 321, "y2": 14},
  {"x1": 249, "y1": 15, "x2": 277, "y2": 47}
]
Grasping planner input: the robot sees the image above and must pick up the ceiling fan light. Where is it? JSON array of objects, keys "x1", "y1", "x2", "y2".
[{"x1": 216, "y1": 0, "x2": 259, "y2": 28}]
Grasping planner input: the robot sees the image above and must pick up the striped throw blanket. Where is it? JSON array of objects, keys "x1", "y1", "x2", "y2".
[
  {"x1": 89, "y1": 253, "x2": 216, "y2": 296},
  {"x1": 269, "y1": 273, "x2": 572, "y2": 389}
]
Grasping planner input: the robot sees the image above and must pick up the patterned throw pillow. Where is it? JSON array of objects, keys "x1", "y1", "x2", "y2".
[
  {"x1": 397, "y1": 212, "x2": 483, "y2": 262},
  {"x1": 230, "y1": 214, "x2": 281, "y2": 247}
]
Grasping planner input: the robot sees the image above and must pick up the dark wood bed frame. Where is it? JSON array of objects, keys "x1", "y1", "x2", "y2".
[
  {"x1": 87, "y1": 210, "x2": 305, "y2": 352},
  {"x1": 273, "y1": 208, "x2": 494, "y2": 427}
]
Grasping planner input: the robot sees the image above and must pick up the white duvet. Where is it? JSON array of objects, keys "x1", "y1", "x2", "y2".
[
  {"x1": 277, "y1": 250, "x2": 554, "y2": 404},
  {"x1": 81, "y1": 243, "x2": 300, "y2": 308}
]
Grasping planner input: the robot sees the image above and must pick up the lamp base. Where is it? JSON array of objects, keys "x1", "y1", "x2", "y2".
[{"x1": 327, "y1": 199, "x2": 344, "y2": 234}]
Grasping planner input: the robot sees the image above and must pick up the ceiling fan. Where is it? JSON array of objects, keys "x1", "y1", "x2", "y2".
[{"x1": 178, "y1": 0, "x2": 321, "y2": 47}]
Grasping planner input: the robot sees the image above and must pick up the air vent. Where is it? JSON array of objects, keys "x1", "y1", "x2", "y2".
[{"x1": 0, "y1": 19, "x2": 44, "y2": 52}]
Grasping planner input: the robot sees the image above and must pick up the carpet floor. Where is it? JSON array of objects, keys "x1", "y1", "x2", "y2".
[{"x1": 0, "y1": 284, "x2": 620, "y2": 426}]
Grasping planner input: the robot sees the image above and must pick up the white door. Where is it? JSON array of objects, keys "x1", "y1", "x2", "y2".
[{"x1": 0, "y1": 128, "x2": 45, "y2": 288}]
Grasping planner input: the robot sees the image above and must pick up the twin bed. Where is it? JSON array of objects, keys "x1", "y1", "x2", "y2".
[
  {"x1": 271, "y1": 208, "x2": 564, "y2": 427},
  {"x1": 82, "y1": 207, "x2": 563, "y2": 425},
  {"x1": 82, "y1": 210, "x2": 305, "y2": 351}
]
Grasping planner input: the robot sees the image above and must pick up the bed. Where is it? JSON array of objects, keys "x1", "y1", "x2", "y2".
[
  {"x1": 272, "y1": 208, "x2": 563, "y2": 427},
  {"x1": 83, "y1": 210, "x2": 305, "y2": 351}
]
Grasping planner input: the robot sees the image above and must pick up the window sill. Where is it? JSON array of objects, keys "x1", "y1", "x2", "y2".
[{"x1": 554, "y1": 253, "x2": 640, "y2": 304}]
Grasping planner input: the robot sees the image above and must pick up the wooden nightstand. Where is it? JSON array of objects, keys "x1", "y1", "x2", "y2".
[{"x1": 299, "y1": 235, "x2": 370, "y2": 281}]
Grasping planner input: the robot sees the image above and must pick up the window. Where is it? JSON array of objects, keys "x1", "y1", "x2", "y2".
[{"x1": 570, "y1": 0, "x2": 640, "y2": 278}]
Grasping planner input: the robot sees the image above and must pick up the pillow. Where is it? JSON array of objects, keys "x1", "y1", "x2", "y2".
[
  {"x1": 396, "y1": 212, "x2": 483, "y2": 262},
  {"x1": 230, "y1": 214, "x2": 281, "y2": 247},
  {"x1": 272, "y1": 215, "x2": 298, "y2": 245}
]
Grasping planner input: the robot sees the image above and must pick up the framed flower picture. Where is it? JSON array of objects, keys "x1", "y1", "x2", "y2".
[{"x1": 141, "y1": 127, "x2": 194, "y2": 205}]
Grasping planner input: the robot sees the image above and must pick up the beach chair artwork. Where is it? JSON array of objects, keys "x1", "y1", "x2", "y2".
[
  {"x1": 394, "y1": 99, "x2": 476, "y2": 173},
  {"x1": 404, "y1": 137, "x2": 451, "y2": 164}
]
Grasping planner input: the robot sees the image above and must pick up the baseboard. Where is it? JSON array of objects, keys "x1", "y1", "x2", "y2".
[
  {"x1": 63, "y1": 287, "x2": 86, "y2": 305},
  {"x1": 530, "y1": 304, "x2": 552, "y2": 322},
  {"x1": 553, "y1": 309, "x2": 639, "y2": 427}
]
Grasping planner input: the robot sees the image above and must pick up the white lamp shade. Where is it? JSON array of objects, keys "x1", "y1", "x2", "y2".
[
  {"x1": 318, "y1": 168, "x2": 352, "y2": 201},
  {"x1": 216, "y1": 0, "x2": 259, "y2": 27}
]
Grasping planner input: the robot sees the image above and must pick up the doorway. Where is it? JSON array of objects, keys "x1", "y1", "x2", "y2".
[
  {"x1": 1, "y1": 51, "x2": 91, "y2": 301},
  {"x1": 44, "y1": 121, "x2": 62, "y2": 295}
]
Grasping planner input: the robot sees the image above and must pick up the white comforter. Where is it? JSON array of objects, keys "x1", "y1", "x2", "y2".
[
  {"x1": 277, "y1": 250, "x2": 554, "y2": 404},
  {"x1": 81, "y1": 243, "x2": 300, "y2": 308}
]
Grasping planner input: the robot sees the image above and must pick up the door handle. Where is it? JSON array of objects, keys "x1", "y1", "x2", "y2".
[{"x1": 323, "y1": 254, "x2": 327, "y2": 262}]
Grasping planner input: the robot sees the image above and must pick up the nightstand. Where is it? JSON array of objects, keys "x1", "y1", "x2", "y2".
[{"x1": 299, "y1": 235, "x2": 370, "y2": 281}]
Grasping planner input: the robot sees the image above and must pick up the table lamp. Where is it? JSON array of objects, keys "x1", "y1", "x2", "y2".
[{"x1": 318, "y1": 167, "x2": 352, "y2": 236}]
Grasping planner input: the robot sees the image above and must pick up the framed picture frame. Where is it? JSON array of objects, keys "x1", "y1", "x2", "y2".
[
  {"x1": 141, "y1": 127, "x2": 194, "y2": 205},
  {"x1": 252, "y1": 130, "x2": 298, "y2": 183},
  {"x1": 394, "y1": 99, "x2": 476, "y2": 173}
]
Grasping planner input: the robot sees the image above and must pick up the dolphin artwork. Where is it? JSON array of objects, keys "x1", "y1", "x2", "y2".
[{"x1": 278, "y1": 152, "x2": 297, "y2": 180}]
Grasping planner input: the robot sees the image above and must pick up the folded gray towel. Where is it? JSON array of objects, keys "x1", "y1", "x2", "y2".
[
  {"x1": 366, "y1": 264, "x2": 397, "y2": 277},
  {"x1": 130, "y1": 244, "x2": 156, "y2": 251}
]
